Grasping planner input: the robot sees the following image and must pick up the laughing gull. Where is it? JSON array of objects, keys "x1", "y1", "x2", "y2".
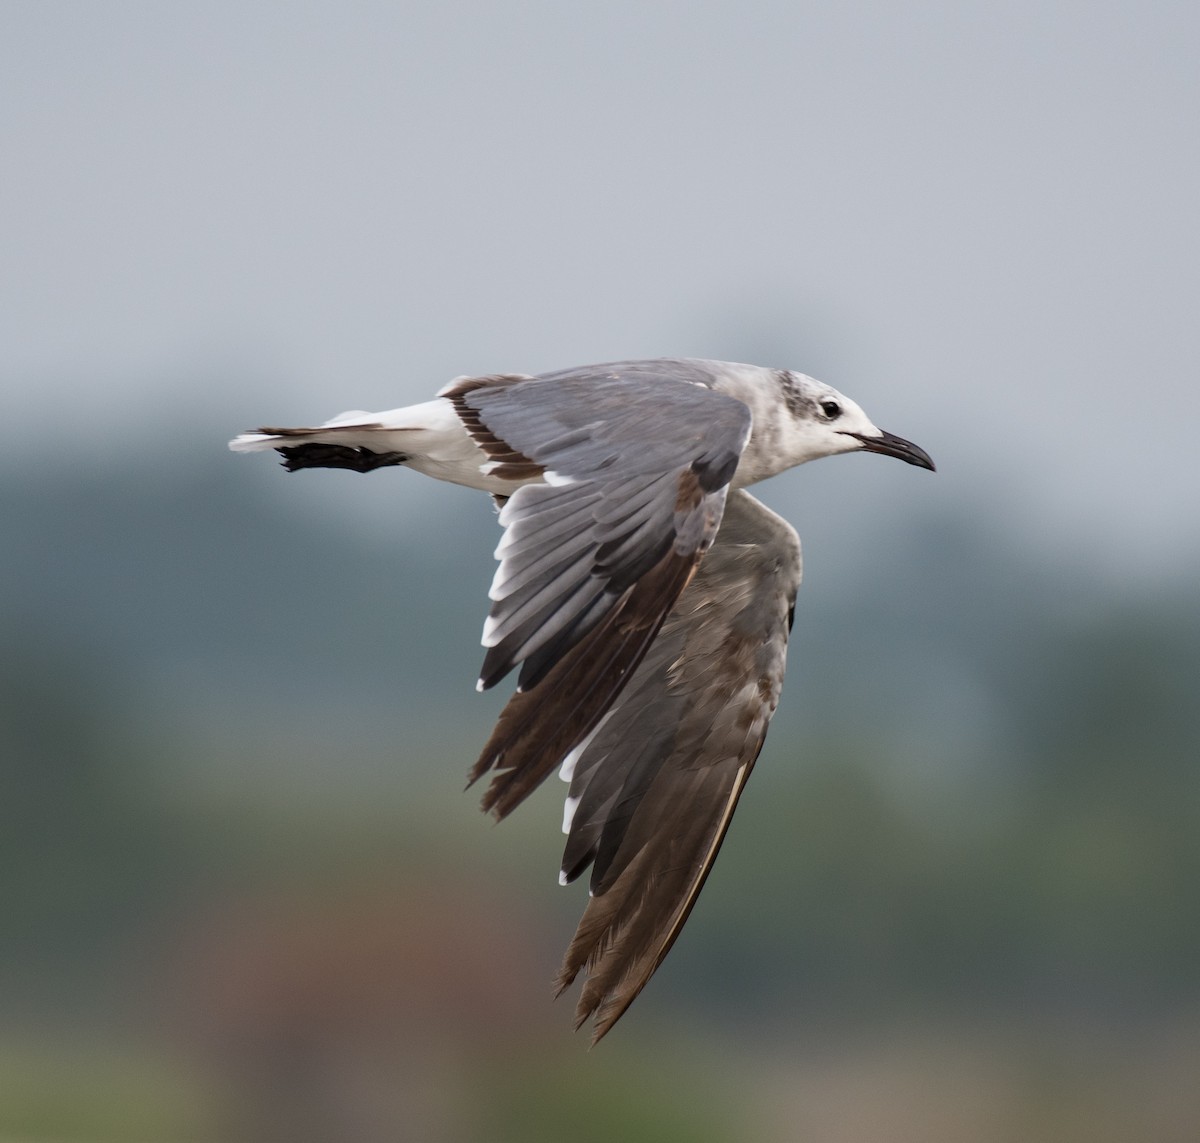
[{"x1": 230, "y1": 357, "x2": 934, "y2": 1041}]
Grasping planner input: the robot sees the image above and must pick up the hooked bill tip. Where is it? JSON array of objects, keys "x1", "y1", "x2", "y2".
[{"x1": 843, "y1": 428, "x2": 935, "y2": 471}]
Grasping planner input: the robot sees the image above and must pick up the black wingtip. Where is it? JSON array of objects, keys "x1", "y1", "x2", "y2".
[{"x1": 476, "y1": 651, "x2": 515, "y2": 693}]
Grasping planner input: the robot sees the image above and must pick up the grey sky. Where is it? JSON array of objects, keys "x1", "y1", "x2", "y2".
[{"x1": 3, "y1": 1, "x2": 1198, "y2": 575}]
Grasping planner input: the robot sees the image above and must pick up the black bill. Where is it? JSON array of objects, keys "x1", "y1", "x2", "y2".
[{"x1": 842, "y1": 429, "x2": 936, "y2": 471}]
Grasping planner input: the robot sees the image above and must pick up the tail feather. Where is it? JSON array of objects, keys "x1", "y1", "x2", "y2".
[
  {"x1": 228, "y1": 422, "x2": 384, "y2": 453},
  {"x1": 229, "y1": 397, "x2": 492, "y2": 489}
]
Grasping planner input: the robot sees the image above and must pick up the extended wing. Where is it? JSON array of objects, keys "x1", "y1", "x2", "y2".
[
  {"x1": 552, "y1": 490, "x2": 801, "y2": 1040},
  {"x1": 459, "y1": 367, "x2": 753, "y2": 814}
]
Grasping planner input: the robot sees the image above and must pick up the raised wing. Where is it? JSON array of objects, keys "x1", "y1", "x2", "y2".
[
  {"x1": 446, "y1": 368, "x2": 753, "y2": 692},
  {"x1": 458, "y1": 368, "x2": 753, "y2": 819},
  {"x1": 553, "y1": 491, "x2": 801, "y2": 1040}
]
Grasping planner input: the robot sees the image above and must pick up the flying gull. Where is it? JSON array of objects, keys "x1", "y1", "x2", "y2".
[{"x1": 229, "y1": 357, "x2": 935, "y2": 1041}]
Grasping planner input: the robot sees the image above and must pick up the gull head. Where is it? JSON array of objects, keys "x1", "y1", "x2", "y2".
[{"x1": 772, "y1": 371, "x2": 936, "y2": 473}]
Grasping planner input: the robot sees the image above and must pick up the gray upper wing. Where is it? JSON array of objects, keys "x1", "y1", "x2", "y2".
[
  {"x1": 446, "y1": 367, "x2": 753, "y2": 693},
  {"x1": 551, "y1": 490, "x2": 802, "y2": 1041}
]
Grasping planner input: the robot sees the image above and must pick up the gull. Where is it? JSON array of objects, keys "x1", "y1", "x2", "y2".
[{"x1": 230, "y1": 357, "x2": 934, "y2": 1041}]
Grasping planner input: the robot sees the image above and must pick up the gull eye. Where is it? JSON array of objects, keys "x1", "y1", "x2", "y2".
[{"x1": 819, "y1": 399, "x2": 842, "y2": 420}]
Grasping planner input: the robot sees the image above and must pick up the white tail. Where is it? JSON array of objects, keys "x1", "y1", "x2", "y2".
[
  {"x1": 228, "y1": 397, "x2": 504, "y2": 492},
  {"x1": 229, "y1": 409, "x2": 386, "y2": 453}
]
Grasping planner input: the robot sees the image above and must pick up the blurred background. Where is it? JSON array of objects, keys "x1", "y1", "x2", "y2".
[{"x1": 3, "y1": 2, "x2": 1199, "y2": 1140}]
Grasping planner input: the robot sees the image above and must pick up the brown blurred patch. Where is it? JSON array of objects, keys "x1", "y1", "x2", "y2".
[
  {"x1": 162, "y1": 875, "x2": 557, "y2": 1143},
  {"x1": 751, "y1": 1016, "x2": 1200, "y2": 1143}
]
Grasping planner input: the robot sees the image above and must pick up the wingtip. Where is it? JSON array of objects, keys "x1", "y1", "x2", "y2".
[
  {"x1": 553, "y1": 965, "x2": 577, "y2": 1000},
  {"x1": 476, "y1": 650, "x2": 516, "y2": 692},
  {"x1": 552, "y1": 963, "x2": 623, "y2": 1045}
]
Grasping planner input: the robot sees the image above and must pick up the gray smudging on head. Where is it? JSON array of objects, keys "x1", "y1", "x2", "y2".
[{"x1": 773, "y1": 370, "x2": 817, "y2": 421}]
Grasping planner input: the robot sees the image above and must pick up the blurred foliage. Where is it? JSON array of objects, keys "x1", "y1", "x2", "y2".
[
  {"x1": 476, "y1": 1046, "x2": 738, "y2": 1143},
  {"x1": 2, "y1": 447, "x2": 1198, "y2": 1140},
  {"x1": 0, "y1": 1043, "x2": 215, "y2": 1143}
]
